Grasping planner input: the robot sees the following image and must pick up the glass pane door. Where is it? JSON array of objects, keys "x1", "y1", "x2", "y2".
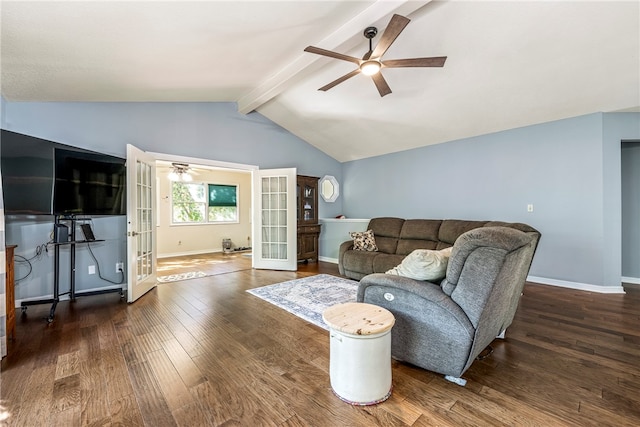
[
  {"x1": 252, "y1": 168, "x2": 297, "y2": 271},
  {"x1": 261, "y1": 176, "x2": 288, "y2": 260}
]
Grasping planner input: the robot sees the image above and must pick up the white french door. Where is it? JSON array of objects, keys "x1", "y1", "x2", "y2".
[
  {"x1": 126, "y1": 144, "x2": 157, "y2": 303},
  {"x1": 252, "y1": 168, "x2": 297, "y2": 271}
]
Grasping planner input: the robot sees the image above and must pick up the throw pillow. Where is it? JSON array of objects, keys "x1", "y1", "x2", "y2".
[
  {"x1": 385, "y1": 247, "x2": 453, "y2": 281},
  {"x1": 350, "y1": 230, "x2": 378, "y2": 252}
]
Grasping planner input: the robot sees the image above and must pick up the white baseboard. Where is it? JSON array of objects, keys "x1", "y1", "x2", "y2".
[
  {"x1": 527, "y1": 276, "x2": 626, "y2": 294},
  {"x1": 317, "y1": 259, "x2": 626, "y2": 294},
  {"x1": 622, "y1": 276, "x2": 640, "y2": 285},
  {"x1": 158, "y1": 249, "x2": 221, "y2": 259},
  {"x1": 15, "y1": 284, "x2": 125, "y2": 308}
]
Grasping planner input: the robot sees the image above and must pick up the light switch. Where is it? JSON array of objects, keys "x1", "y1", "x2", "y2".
[{"x1": 527, "y1": 204, "x2": 534, "y2": 213}]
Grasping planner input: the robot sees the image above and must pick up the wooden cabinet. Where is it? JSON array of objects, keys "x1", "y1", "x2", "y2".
[
  {"x1": 297, "y1": 176, "x2": 321, "y2": 262},
  {"x1": 5, "y1": 245, "x2": 17, "y2": 342}
]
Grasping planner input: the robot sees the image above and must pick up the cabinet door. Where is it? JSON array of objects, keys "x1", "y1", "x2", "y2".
[
  {"x1": 298, "y1": 176, "x2": 319, "y2": 225},
  {"x1": 302, "y1": 183, "x2": 315, "y2": 222}
]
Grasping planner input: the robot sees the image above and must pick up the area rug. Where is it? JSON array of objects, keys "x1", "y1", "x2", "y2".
[
  {"x1": 157, "y1": 271, "x2": 208, "y2": 283},
  {"x1": 247, "y1": 274, "x2": 359, "y2": 330}
]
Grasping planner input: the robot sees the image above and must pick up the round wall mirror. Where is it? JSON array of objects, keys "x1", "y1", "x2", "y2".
[{"x1": 320, "y1": 175, "x2": 340, "y2": 202}]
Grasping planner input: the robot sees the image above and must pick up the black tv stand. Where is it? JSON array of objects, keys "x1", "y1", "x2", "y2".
[{"x1": 20, "y1": 215, "x2": 124, "y2": 323}]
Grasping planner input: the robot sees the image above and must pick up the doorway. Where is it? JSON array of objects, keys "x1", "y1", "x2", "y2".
[
  {"x1": 154, "y1": 153, "x2": 257, "y2": 260},
  {"x1": 621, "y1": 141, "x2": 640, "y2": 284}
]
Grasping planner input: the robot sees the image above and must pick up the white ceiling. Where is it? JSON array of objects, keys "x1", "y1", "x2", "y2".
[{"x1": 2, "y1": 1, "x2": 639, "y2": 162}]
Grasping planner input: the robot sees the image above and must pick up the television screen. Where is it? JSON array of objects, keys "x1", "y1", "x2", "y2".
[
  {"x1": 1, "y1": 130, "x2": 55, "y2": 215},
  {"x1": 53, "y1": 148, "x2": 126, "y2": 215}
]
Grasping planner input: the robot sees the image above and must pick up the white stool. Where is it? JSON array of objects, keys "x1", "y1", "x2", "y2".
[{"x1": 322, "y1": 302, "x2": 395, "y2": 405}]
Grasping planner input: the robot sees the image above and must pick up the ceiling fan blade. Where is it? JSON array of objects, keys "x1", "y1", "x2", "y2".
[
  {"x1": 318, "y1": 69, "x2": 361, "y2": 92},
  {"x1": 371, "y1": 14, "x2": 410, "y2": 59},
  {"x1": 371, "y1": 72, "x2": 392, "y2": 97},
  {"x1": 383, "y1": 57, "x2": 447, "y2": 68},
  {"x1": 304, "y1": 46, "x2": 361, "y2": 65}
]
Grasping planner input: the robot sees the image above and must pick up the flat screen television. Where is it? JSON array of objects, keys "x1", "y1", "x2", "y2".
[
  {"x1": 0, "y1": 130, "x2": 55, "y2": 214},
  {"x1": 53, "y1": 148, "x2": 126, "y2": 215},
  {"x1": 1, "y1": 130, "x2": 127, "y2": 216}
]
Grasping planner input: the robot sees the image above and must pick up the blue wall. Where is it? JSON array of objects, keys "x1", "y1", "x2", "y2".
[
  {"x1": 342, "y1": 112, "x2": 640, "y2": 290},
  {"x1": 2, "y1": 98, "x2": 639, "y2": 295},
  {"x1": 1, "y1": 101, "x2": 343, "y2": 300},
  {"x1": 1, "y1": 102, "x2": 344, "y2": 194}
]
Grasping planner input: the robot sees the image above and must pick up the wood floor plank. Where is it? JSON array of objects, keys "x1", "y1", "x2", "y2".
[
  {"x1": 79, "y1": 325, "x2": 102, "y2": 363},
  {"x1": 161, "y1": 338, "x2": 206, "y2": 388},
  {"x1": 189, "y1": 380, "x2": 238, "y2": 425},
  {"x1": 78, "y1": 359, "x2": 110, "y2": 425},
  {"x1": 100, "y1": 345, "x2": 135, "y2": 403},
  {"x1": 171, "y1": 400, "x2": 213, "y2": 427},
  {"x1": 3, "y1": 254, "x2": 640, "y2": 427},
  {"x1": 49, "y1": 406, "x2": 80, "y2": 427},
  {"x1": 109, "y1": 393, "x2": 145, "y2": 427},
  {"x1": 126, "y1": 360, "x2": 178, "y2": 427},
  {"x1": 11, "y1": 364, "x2": 56, "y2": 427},
  {"x1": 55, "y1": 350, "x2": 80, "y2": 380},
  {"x1": 51, "y1": 372, "x2": 81, "y2": 413},
  {"x1": 146, "y1": 348, "x2": 195, "y2": 411}
]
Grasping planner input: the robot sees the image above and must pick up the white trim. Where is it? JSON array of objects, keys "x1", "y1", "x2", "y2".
[
  {"x1": 317, "y1": 260, "x2": 627, "y2": 294},
  {"x1": 527, "y1": 276, "x2": 626, "y2": 294},
  {"x1": 319, "y1": 218, "x2": 370, "y2": 223},
  {"x1": 319, "y1": 256, "x2": 627, "y2": 294},
  {"x1": 158, "y1": 249, "x2": 221, "y2": 259},
  {"x1": 15, "y1": 284, "x2": 124, "y2": 308},
  {"x1": 150, "y1": 152, "x2": 258, "y2": 172}
]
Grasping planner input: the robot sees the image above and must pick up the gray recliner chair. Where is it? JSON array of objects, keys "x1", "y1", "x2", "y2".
[{"x1": 357, "y1": 226, "x2": 539, "y2": 386}]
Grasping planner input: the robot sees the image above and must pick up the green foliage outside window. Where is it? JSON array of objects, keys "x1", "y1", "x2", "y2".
[
  {"x1": 172, "y1": 182, "x2": 238, "y2": 224},
  {"x1": 172, "y1": 182, "x2": 205, "y2": 223}
]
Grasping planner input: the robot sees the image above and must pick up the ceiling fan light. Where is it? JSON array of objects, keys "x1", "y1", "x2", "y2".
[
  {"x1": 181, "y1": 173, "x2": 193, "y2": 182},
  {"x1": 360, "y1": 60, "x2": 381, "y2": 76},
  {"x1": 168, "y1": 171, "x2": 180, "y2": 181}
]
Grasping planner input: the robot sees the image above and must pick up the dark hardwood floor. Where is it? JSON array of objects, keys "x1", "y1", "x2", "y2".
[{"x1": 2, "y1": 252, "x2": 639, "y2": 426}]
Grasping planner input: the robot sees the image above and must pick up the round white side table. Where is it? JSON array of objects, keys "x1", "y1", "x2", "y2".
[{"x1": 322, "y1": 302, "x2": 395, "y2": 405}]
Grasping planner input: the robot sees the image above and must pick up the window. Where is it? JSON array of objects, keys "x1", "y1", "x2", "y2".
[
  {"x1": 208, "y1": 184, "x2": 238, "y2": 222},
  {"x1": 172, "y1": 182, "x2": 238, "y2": 224},
  {"x1": 172, "y1": 182, "x2": 206, "y2": 223}
]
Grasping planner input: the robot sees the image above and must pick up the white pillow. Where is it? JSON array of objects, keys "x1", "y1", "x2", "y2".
[{"x1": 385, "y1": 247, "x2": 453, "y2": 281}]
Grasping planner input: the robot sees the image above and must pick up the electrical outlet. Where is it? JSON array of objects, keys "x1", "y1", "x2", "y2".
[
  {"x1": 116, "y1": 262, "x2": 124, "y2": 273},
  {"x1": 88, "y1": 265, "x2": 96, "y2": 275}
]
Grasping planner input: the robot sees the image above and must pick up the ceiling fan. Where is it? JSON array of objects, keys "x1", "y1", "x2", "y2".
[
  {"x1": 304, "y1": 14, "x2": 447, "y2": 97},
  {"x1": 168, "y1": 162, "x2": 196, "y2": 182}
]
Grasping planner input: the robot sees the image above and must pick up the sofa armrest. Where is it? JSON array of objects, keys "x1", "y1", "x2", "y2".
[
  {"x1": 357, "y1": 273, "x2": 475, "y2": 376},
  {"x1": 338, "y1": 240, "x2": 354, "y2": 275},
  {"x1": 357, "y1": 274, "x2": 473, "y2": 334}
]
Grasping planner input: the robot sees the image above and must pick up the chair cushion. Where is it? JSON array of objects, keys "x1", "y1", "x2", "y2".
[
  {"x1": 386, "y1": 247, "x2": 453, "y2": 281},
  {"x1": 368, "y1": 217, "x2": 404, "y2": 253}
]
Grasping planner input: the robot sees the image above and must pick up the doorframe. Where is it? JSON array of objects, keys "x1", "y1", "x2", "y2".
[{"x1": 148, "y1": 151, "x2": 259, "y2": 258}]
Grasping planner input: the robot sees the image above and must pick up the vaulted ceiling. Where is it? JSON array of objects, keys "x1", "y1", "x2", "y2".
[{"x1": 2, "y1": 1, "x2": 638, "y2": 162}]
